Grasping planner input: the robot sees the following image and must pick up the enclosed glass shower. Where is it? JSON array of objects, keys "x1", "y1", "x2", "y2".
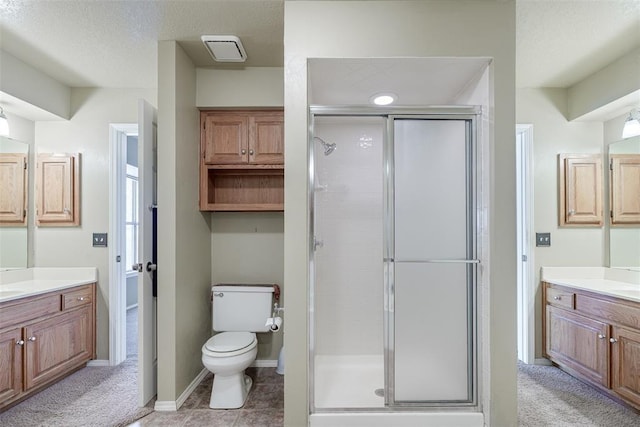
[{"x1": 309, "y1": 109, "x2": 479, "y2": 413}]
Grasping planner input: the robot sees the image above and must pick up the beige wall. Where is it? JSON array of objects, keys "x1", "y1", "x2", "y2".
[
  {"x1": 516, "y1": 88, "x2": 605, "y2": 358},
  {"x1": 284, "y1": 1, "x2": 517, "y2": 426},
  {"x1": 34, "y1": 88, "x2": 156, "y2": 360},
  {"x1": 196, "y1": 66, "x2": 285, "y2": 362},
  {"x1": 210, "y1": 212, "x2": 284, "y2": 360},
  {"x1": 157, "y1": 40, "x2": 212, "y2": 403}
]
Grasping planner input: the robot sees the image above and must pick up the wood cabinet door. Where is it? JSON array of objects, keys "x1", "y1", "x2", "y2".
[
  {"x1": 202, "y1": 113, "x2": 249, "y2": 164},
  {"x1": 36, "y1": 153, "x2": 79, "y2": 226},
  {"x1": 0, "y1": 328, "x2": 23, "y2": 405},
  {"x1": 24, "y1": 306, "x2": 92, "y2": 390},
  {"x1": 0, "y1": 153, "x2": 27, "y2": 225},
  {"x1": 610, "y1": 154, "x2": 640, "y2": 224},
  {"x1": 546, "y1": 305, "x2": 609, "y2": 387},
  {"x1": 611, "y1": 326, "x2": 640, "y2": 406},
  {"x1": 249, "y1": 114, "x2": 284, "y2": 164},
  {"x1": 559, "y1": 154, "x2": 603, "y2": 226}
]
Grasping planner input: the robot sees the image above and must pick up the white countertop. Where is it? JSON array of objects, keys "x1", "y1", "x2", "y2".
[
  {"x1": 0, "y1": 268, "x2": 97, "y2": 303},
  {"x1": 541, "y1": 267, "x2": 640, "y2": 303}
]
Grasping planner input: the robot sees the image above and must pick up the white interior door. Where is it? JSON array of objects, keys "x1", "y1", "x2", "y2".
[
  {"x1": 137, "y1": 99, "x2": 157, "y2": 406},
  {"x1": 516, "y1": 124, "x2": 534, "y2": 364}
]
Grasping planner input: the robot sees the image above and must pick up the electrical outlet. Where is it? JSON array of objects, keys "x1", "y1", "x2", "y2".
[
  {"x1": 92, "y1": 233, "x2": 108, "y2": 247},
  {"x1": 536, "y1": 232, "x2": 551, "y2": 247}
]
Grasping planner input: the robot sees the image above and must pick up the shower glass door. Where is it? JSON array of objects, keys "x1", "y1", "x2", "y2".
[{"x1": 390, "y1": 117, "x2": 477, "y2": 405}]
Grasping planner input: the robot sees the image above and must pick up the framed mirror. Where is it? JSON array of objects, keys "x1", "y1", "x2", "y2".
[
  {"x1": 0, "y1": 136, "x2": 29, "y2": 269},
  {"x1": 608, "y1": 135, "x2": 640, "y2": 270}
]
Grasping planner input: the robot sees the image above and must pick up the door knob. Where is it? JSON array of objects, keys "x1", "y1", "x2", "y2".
[{"x1": 146, "y1": 262, "x2": 157, "y2": 272}]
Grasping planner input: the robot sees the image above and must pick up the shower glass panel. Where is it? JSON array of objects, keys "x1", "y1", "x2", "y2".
[
  {"x1": 311, "y1": 116, "x2": 386, "y2": 409},
  {"x1": 391, "y1": 118, "x2": 476, "y2": 404}
]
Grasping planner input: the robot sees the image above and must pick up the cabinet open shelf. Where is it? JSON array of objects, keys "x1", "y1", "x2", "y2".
[{"x1": 200, "y1": 167, "x2": 284, "y2": 211}]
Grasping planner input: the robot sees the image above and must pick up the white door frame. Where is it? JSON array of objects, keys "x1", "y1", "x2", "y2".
[
  {"x1": 516, "y1": 124, "x2": 535, "y2": 364},
  {"x1": 109, "y1": 123, "x2": 138, "y2": 365}
]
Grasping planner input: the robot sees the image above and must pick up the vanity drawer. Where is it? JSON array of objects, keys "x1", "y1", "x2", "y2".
[
  {"x1": 0, "y1": 294, "x2": 60, "y2": 330},
  {"x1": 546, "y1": 287, "x2": 575, "y2": 309},
  {"x1": 62, "y1": 286, "x2": 93, "y2": 311}
]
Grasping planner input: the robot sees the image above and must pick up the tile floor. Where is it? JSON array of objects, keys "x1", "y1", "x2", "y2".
[{"x1": 129, "y1": 367, "x2": 284, "y2": 427}]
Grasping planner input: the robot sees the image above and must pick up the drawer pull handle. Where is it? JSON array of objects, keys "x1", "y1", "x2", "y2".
[
  {"x1": 77, "y1": 297, "x2": 86, "y2": 301},
  {"x1": 16, "y1": 340, "x2": 24, "y2": 346},
  {"x1": 610, "y1": 338, "x2": 618, "y2": 344},
  {"x1": 597, "y1": 334, "x2": 606, "y2": 339},
  {"x1": 553, "y1": 296, "x2": 561, "y2": 300},
  {"x1": 28, "y1": 336, "x2": 36, "y2": 342}
]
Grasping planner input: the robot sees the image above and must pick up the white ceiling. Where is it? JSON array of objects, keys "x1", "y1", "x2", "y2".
[{"x1": 0, "y1": 0, "x2": 639, "y2": 115}]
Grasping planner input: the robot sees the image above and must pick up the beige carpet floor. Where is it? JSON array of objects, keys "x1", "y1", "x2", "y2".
[{"x1": 518, "y1": 362, "x2": 640, "y2": 426}]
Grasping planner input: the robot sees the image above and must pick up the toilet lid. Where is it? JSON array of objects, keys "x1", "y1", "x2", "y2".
[{"x1": 204, "y1": 332, "x2": 255, "y2": 353}]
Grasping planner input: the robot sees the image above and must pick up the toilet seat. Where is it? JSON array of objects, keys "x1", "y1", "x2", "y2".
[{"x1": 203, "y1": 332, "x2": 256, "y2": 358}]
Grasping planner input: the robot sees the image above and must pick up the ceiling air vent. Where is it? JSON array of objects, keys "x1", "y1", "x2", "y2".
[{"x1": 201, "y1": 35, "x2": 247, "y2": 62}]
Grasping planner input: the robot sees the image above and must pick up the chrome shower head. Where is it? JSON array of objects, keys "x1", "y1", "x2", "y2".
[{"x1": 313, "y1": 136, "x2": 337, "y2": 156}]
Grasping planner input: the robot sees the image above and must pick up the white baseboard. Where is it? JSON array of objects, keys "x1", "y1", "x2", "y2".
[
  {"x1": 154, "y1": 401, "x2": 178, "y2": 412},
  {"x1": 252, "y1": 359, "x2": 277, "y2": 368},
  {"x1": 87, "y1": 359, "x2": 110, "y2": 367},
  {"x1": 154, "y1": 368, "x2": 209, "y2": 412}
]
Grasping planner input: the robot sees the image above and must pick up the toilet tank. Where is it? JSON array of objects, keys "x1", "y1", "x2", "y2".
[{"x1": 212, "y1": 284, "x2": 275, "y2": 332}]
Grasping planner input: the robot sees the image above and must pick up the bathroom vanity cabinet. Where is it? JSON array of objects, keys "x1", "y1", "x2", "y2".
[
  {"x1": 543, "y1": 282, "x2": 640, "y2": 410},
  {"x1": 558, "y1": 154, "x2": 603, "y2": 227},
  {"x1": 199, "y1": 110, "x2": 284, "y2": 211},
  {"x1": 35, "y1": 153, "x2": 80, "y2": 226},
  {"x1": 0, "y1": 283, "x2": 95, "y2": 411},
  {"x1": 0, "y1": 153, "x2": 27, "y2": 225},
  {"x1": 609, "y1": 154, "x2": 640, "y2": 224}
]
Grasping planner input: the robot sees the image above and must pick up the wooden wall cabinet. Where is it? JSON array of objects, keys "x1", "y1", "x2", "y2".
[
  {"x1": 558, "y1": 154, "x2": 603, "y2": 227},
  {"x1": 543, "y1": 282, "x2": 640, "y2": 410},
  {"x1": 0, "y1": 153, "x2": 27, "y2": 226},
  {"x1": 610, "y1": 154, "x2": 640, "y2": 225},
  {"x1": 200, "y1": 110, "x2": 284, "y2": 211},
  {"x1": 0, "y1": 284, "x2": 95, "y2": 411},
  {"x1": 36, "y1": 153, "x2": 80, "y2": 226}
]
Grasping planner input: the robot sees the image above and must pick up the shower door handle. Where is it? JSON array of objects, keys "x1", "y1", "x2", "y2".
[{"x1": 389, "y1": 259, "x2": 480, "y2": 264}]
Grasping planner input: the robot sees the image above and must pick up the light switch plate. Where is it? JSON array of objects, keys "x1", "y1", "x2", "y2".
[
  {"x1": 93, "y1": 233, "x2": 108, "y2": 247},
  {"x1": 536, "y1": 232, "x2": 551, "y2": 247}
]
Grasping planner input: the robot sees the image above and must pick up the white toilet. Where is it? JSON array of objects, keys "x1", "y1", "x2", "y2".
[{"x1": 201, "y1": 284, "x2": 275, "y2": 409}]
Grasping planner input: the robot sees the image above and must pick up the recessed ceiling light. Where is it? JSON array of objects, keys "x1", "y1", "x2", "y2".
[{"x1": 370, "y1": 93, "x2": 397, "y2": 106}]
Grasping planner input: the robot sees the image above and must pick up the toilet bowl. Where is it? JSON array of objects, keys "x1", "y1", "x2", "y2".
[
  {"x1": 201, "y1": 331, "x2": 258, "y2": 409},
  {"x1": 202, "y1": 284, "x2": 276, "y2": 409}
]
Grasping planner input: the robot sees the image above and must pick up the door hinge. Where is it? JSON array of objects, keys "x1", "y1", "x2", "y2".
[
  {"x1": 610, "y1": 161, "x2": 613, "y2": 170},
  {"x1": 522, "y1": 254, "x2": 528, "y2": 262},
  {"x1": 610, "y1": 210, "x2": 613, "y2": 218}
]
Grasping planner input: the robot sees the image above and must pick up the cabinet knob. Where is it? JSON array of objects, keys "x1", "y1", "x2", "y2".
[
  {"x1": 568, "y1": 209, "x2": 575, "y2": 215},
  {"x1": 249, "y1": 149, "x2": 254, "y2": 155},
  {"x1": 28, "y1": 336, "x2": 36, "y2": 342},
  {"x1": 16, "y1": 340, "x2": 24, "y2": 346},
  {"x1": 610, "y1": 338, "x2": 618, "y2": 343},
  {"x1": 553, "y1": 296, "x2": 561, "y2": 300},
  {"x1": 77, "y1": 297, "x2": 85, "y2": 301},
  {"x1": 597, "y1": 334, "x2": 605, "y2": 339},
  {"x1": 241, "y1": 149, "x2": 247, "y2": 155}
]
